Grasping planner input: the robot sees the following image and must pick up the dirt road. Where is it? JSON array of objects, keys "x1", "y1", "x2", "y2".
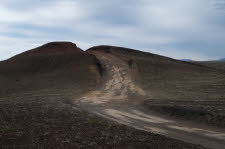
[
  {"x1": 81, "y1": 105, "x2": 225, "y2": 149},
  {"x1": 77, "y1": 50, "x2": 225, "y2": 149}
]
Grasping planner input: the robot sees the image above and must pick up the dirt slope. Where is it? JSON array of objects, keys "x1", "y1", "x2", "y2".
[{"x1": 77, "y1": 48, "x2": 146, "y2": 104}]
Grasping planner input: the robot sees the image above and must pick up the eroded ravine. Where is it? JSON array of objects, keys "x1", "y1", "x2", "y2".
[{"x1": 78, "y1": 50, "x2": 146, "y2": 104}]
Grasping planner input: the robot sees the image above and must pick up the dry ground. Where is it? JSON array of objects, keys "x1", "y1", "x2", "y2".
[
  {"x1": 1, "y1": 42, "x2": 225, "y2": 148},
  {"x1": 0, "y1": 93, "x2": 206, "y2": 149},
  {"x1": 93, "y1": 46, "x2": 225, "y2": 129}
]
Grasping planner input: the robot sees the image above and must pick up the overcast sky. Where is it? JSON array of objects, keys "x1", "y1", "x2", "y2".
[{"x1": 0, "y1": 0, "x2": 225, "y2": 61}]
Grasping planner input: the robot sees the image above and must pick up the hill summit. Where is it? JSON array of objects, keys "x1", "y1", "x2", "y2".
[{"x1": 11, "y1": 41, "x2": 83, "y2": 59}]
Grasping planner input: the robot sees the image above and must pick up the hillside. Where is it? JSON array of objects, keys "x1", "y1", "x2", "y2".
[
  {"x1": 194, "y1": 61, "x2": 225, "y2": 71},
  {"x1": 88, "y1": 45, "x2": 225, "y2": 101},
  {"x1": 1, "y1": 42, "x2": 225, "y2": 149},
  {"x1": 86, "y1": 46, "x2": 225, "y2": 130},
  {"x1": 0, "y1": 42, "x2": 102, "y2": 97}
]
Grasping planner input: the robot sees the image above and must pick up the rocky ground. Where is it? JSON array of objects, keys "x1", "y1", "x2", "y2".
[
  {"x1": 0, "y1": 94, "x2": 207, "y2": 149},
  {"x1": 2, "y1": 42, "x2": 224, "y2": 149},
  {"x1": 144, "y1": 99, "x2": 225, "y2": 129}
]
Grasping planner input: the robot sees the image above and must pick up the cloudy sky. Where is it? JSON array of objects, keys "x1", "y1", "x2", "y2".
[{"x1": 0, "y1": 0, "x2": 225, "y2": 61}]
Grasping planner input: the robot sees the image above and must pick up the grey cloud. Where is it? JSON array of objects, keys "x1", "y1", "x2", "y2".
[{"x1": 0, "y1": 0, "x2": 225, "y2": 61}]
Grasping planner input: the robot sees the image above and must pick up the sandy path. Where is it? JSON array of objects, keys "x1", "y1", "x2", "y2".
[{"x1": 78, "y1": 50, "x2": 146, "y2": 104}]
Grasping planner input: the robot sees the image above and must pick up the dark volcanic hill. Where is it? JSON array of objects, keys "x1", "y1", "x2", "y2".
[
  {"x1": 1, "y1": 43, "x2": 225, "y2": 112},
  {"x1": 12, "y1": 42, "x2": 83, "y2": 58},
  {"x1": 0, "y1": 42, "x2": 102, "y2": 96},
  {"x1": 87, "y1": 45, "x2": 225, "y2": 101},
  {"x1": 86, "y1": 45, "x2": 225, "y2": 130},
  {"x1": 1, "y1": 43, "x2": 225, "y2": 102},
  {"x1": 1, "y1": 42, "x2": 225, "y2": 149}
]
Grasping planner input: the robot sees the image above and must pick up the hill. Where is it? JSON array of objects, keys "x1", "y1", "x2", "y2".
[
  {"x1": 87, "y1": 45, "x2": 225, "y2": 101},
  {"x1": 180, "y1": 59, "x2": 193, "y2": 61},
  {"x1": 1, "y1": 42, "x2": 225, "y2": 149},
  {"x1": 86, "y1": 46, "x2": 225, "y2": 129},
  {"x1": 193, "y1": 61, "x2": 225, "y2": 71},
  {"x1": 0, "y1": 42, "x2": 102, "y2": 97}
]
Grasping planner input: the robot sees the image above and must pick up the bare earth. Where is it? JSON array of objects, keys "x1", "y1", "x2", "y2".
[
  {"x1": 1, "y1": 42, "x2": 225, "y2": 149},
  {"x1": 76, "y1": 48, "x2": 225, "y2": 149}
]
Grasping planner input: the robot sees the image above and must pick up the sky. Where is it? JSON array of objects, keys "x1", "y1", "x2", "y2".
[{"x1": 0, "y1": 0, "x2": 225, "y2": 61}]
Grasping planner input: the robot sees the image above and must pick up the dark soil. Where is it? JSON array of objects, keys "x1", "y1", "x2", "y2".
[
  {"x1": 1, "y1": 42, "x2": 225, "y2": 149},
  {"x1": 0, "y1": 95, "x2": 207, "y2": 149},
  {"x1": 144, "y1": 99, "x2": 225, "y2": 128}
]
